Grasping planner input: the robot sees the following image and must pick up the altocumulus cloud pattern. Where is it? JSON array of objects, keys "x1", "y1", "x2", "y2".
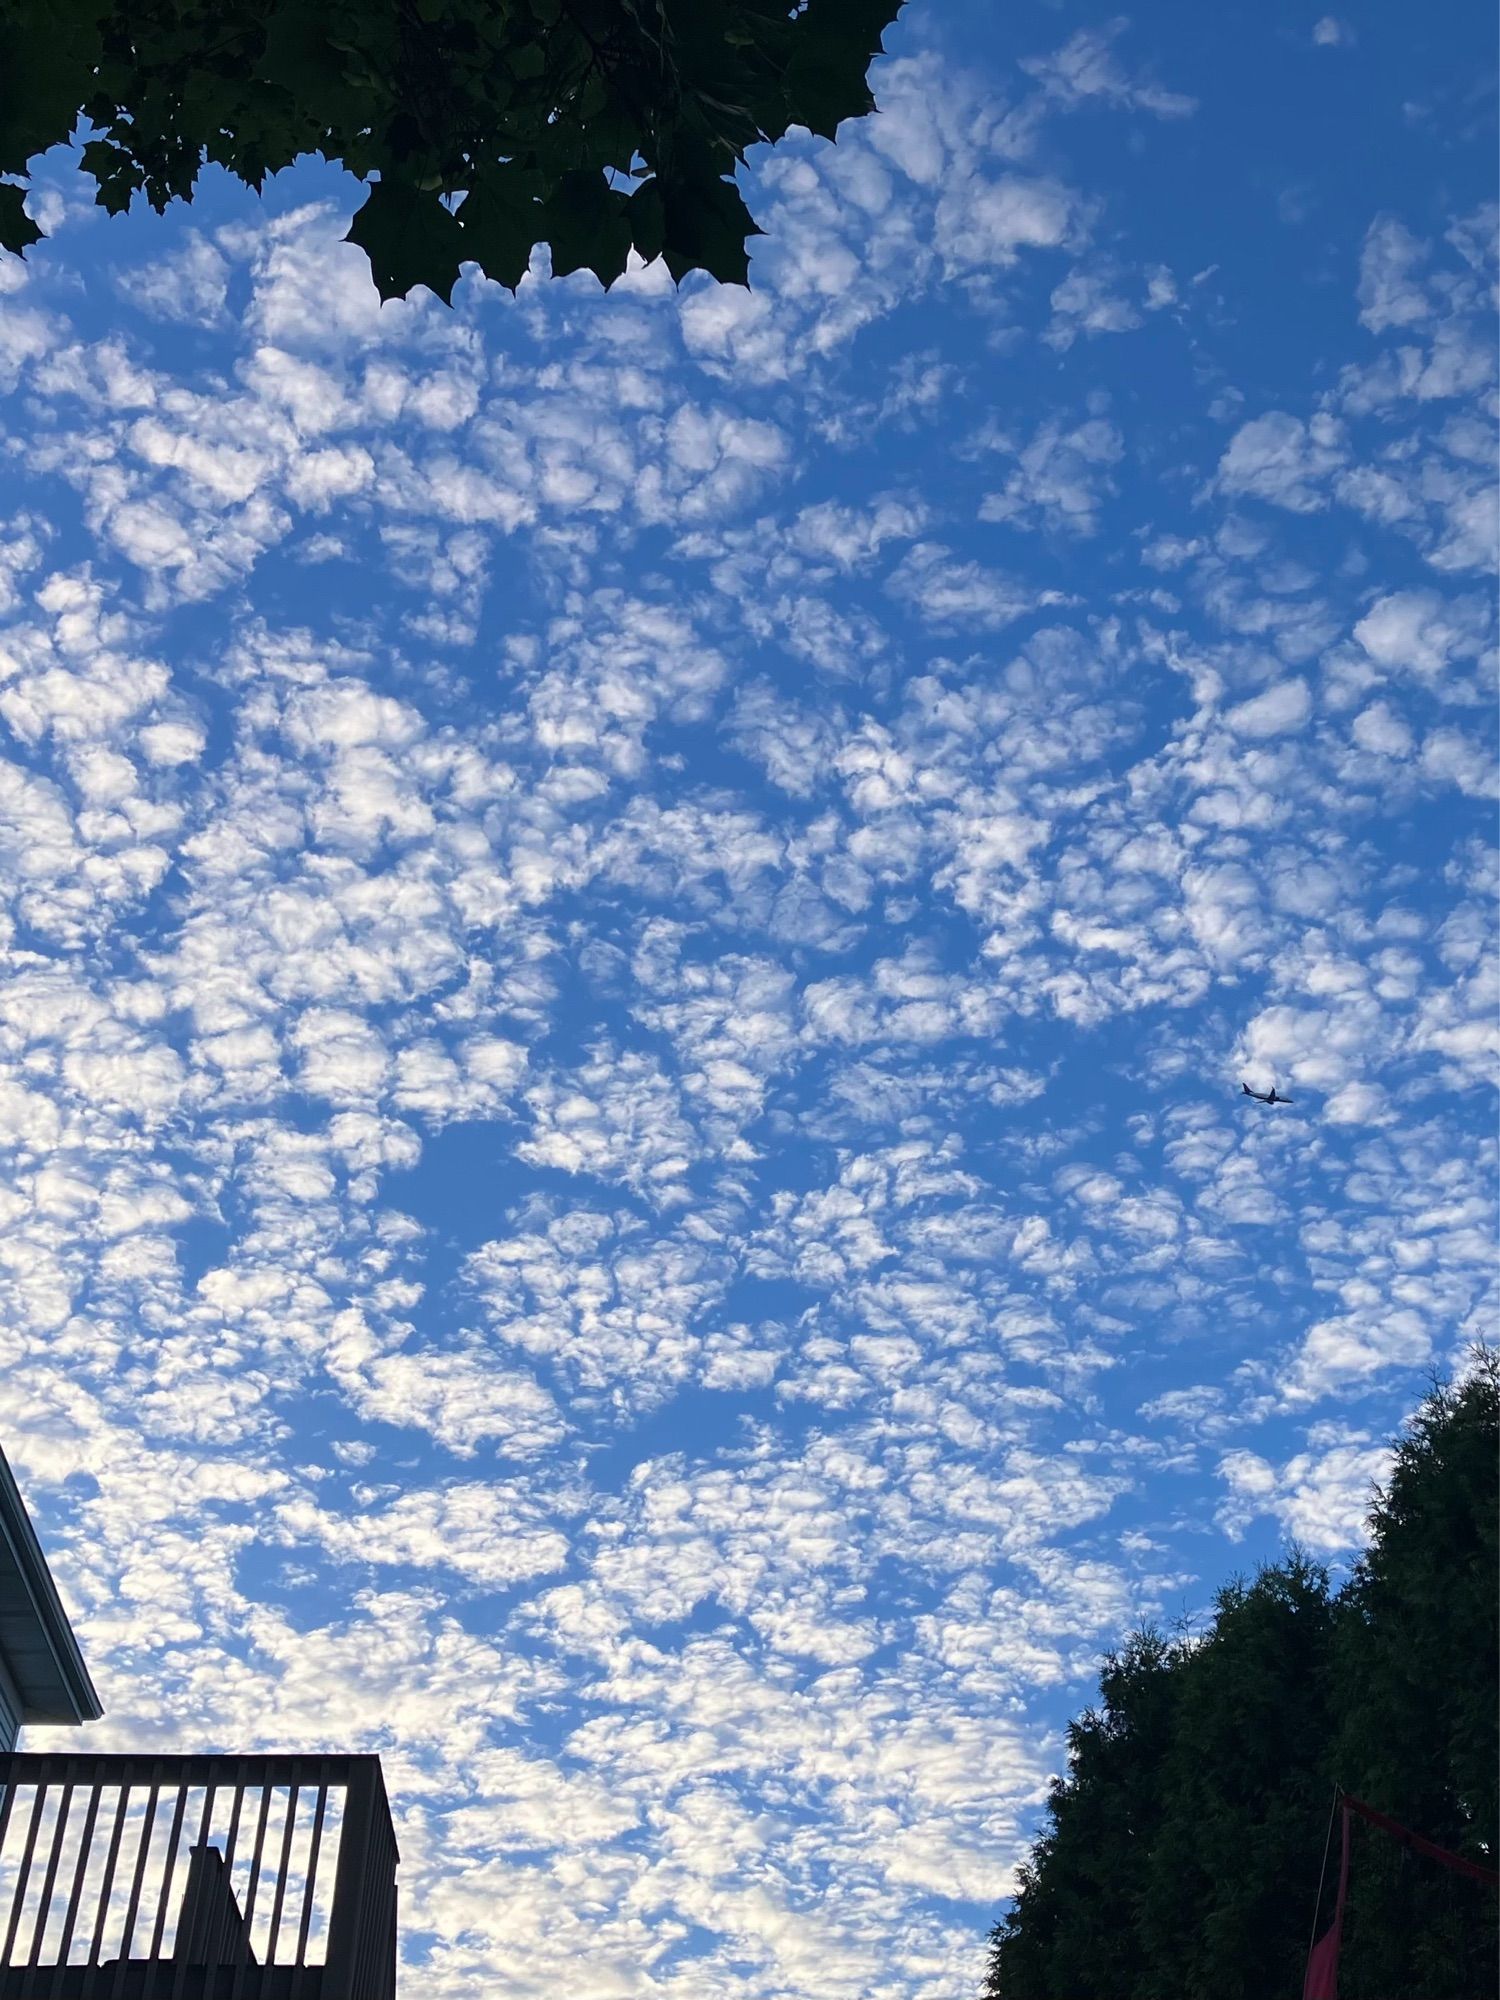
[{"x1": 1, "y1": 4, "x2": 1495, "y2": 1994}]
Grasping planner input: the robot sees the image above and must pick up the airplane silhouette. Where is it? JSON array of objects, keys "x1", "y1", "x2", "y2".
[{"x1": 1241, "y1": 1081, "x2": 1292, "y2": 1105}]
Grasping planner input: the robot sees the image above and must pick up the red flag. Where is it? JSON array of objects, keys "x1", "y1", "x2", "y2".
[
  {"x1": 1342, "y1": 1794, "x2": 1500, "y2": 1886},
  {"x1": 1302, "y1": 1793, "x2": 1498, "y2": 1997},
  {"x1": 1303, "y1": 1801, "x2": 1351, "y2": 2000}
]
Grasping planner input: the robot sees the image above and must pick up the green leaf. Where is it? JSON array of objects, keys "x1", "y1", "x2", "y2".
[
  {"x1": 80, "y1": 136, "x2": 144, "y2": 215},
  {"x1": 0, "y1": 16, "x2": 98, "y2": 175},
  {"x1": 803, "y1": 0, "x2": 905, "y2": 42},
  {"x1": 659, "y1": 171, "x2": 760, "y2": 287},
  {"x1": 0, "y1": 181, "x2": 42, "y2": 256},
  {"x1": 628, "y1": 179, "x2": 665, "y2": 266},
  {"x1": 543, "y1": 171, "x2": 632, "y2": 288},
  {"x1": 780, "y1": 2, "x2": 902, "y2": 140},
  {"x1": 258, "y1": 8, "x2": 358, "y2": 100},
  {"x1": 344, "y1": 176, "x2": 466, "y2": 303},
  {"x1": 455, "y1": 165, "x2": 541, "y2": 292},
  {"x1": 783, "y1": 35, "x2": 879, "y2": 141},
  {"x1": 0, "y1": 0, "x2": 903, "y2": 294}
]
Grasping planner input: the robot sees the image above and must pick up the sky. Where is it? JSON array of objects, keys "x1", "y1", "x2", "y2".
[{"x1": 0, "y1": 2, "x2": 1495, "y2": 1994}]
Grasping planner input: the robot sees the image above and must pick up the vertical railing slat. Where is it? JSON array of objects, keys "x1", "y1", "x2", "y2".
[
  {"x1": 1, "y1": 1783, "x2": 48, "y2": 1969},
  {"x1": 265, "y1": 1782, "x2": 300, "y2": 1966},
  {"x1": 216, "y1": 1761, "x2": 251, "y2": 2000},
  {"x1": 220, "y1": 1766, "x2": 247, "y2": 1883},
  {"x1": 56, "y1": 1770, "x2": 102, "y2": 1965},
  {"x1": 23, "y1": 1777, "x2": 73, "y2": 1968},
  {"x1": 146, "y1": 1779, "x2": 189, "y2": 1962},
  {"x1": 294, "y1": 1774, "x2": 329, "y2": 1970},
  {"x1": 0, "y1": 1763, "x2": 21, "y2": 1858},
  {"x1": 239, "y1": 1780, "x2": 274, "y2": 1941},
  {"x1": 112, "y1": 1771, "x2": 161, "y2": 2000},
  {"x1": 225, "y1": 1762, "x2": 265, "y2": 2000},
  {"x1": 86, "y1": 1781, "x2": 131, "y2": 1967}
]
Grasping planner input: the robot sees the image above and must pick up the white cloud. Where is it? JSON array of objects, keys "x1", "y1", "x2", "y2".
[
  {"x1": 1216, "y1": 413, "x2": 1346, "y2": 512},
  {"x1": 885, "y1": 544, "x2": 1043, "y2": 628},
  {"x1": 1045, "y1": 264, "x2": 1143, "y2": 349},
  {"x1": 1218, "y1": 1429, "x2": 1390, "y2": 1549},
  {"x1": 1224, "y1": 677, "x2": 1312, "y2": 736},
  {"x1": 275, "y1": 1481, "x2": 570, "y2": 1587},
  {"x1": 118, "y1": 232, "x2": 230, "y2": 326},
  {"x1": 1322, "y1": 1080, "x2": 1395, "y2": 1125},
  {"x1": 1350, "y1": 700, "x2": 1413, "y2": 757},
  {"x1": 937, "y1": 175, "x2": 1075, "y2": 272},
  {"x1": 1353, "y1": 588, "x2": 1488, "y2": 679},
  {"x1": 1420, "y1": 727, "x2": 1497, "y2": 798},
  {"x1": 1357, "y1": 216, "x2": 1431, "y2": 332},
  {"x1": 1020, "y1": 24, "x2": 1197, "y2": 119},
  {"x1": 980, "y1": 417, "x2": 1123, "y2": 535}
]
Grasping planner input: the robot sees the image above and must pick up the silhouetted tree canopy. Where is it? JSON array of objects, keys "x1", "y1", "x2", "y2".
[
  {"x1": 986, "y1": 1356, "x2": 1499, "y2": 2000},
  {"x1": 0, "y1": 0, "x2": 903, "y2": 298}
]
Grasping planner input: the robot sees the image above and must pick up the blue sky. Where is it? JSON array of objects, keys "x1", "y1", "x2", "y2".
[{"x1": 2, "y1": 3, "x2": 1495, "y2": 1994}]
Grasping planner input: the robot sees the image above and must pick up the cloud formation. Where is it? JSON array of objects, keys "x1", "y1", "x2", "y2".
[{"x1": 2, "y1": 10, "x2": 1494, "y2": 1998}]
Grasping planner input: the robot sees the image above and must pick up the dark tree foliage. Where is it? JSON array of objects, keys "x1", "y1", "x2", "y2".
[
  {"x1": 985, "y1": 1357, "x2": 1499, "y2": 2000},
  {"x1": 1331, "y1": 1361, "x2": 1500, "y2": 1997},
  {"x1": 0, "y1": 0, "x2": 903, "y2": 299},
  {"x1": 993, "y1": 1634, "x2": 1182, "y2": 2000},
  {"x1": 1135, "y1": 1557, "x2": 1338, "y2": 1999}
]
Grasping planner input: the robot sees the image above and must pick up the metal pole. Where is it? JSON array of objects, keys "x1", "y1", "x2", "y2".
[{"x1": 1305, "y1": 1782, "x2": 1343, "y2": 1971}]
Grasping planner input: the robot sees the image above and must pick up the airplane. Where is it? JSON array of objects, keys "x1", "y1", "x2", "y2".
[{"x1": 1241, "y1": 1081, "x2": 1292, "y2": 1105}]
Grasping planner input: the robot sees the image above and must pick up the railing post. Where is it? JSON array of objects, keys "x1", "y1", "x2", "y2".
[{"x1": 322, "y1": 1760, "x2": 396, "y2": 2000}]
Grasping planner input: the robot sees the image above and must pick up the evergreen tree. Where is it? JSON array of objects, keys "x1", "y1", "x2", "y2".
[
  {"x1": 985, "y1": 1632, "x2": 1183, "y2": 2000},
  {"x1": 985, "y1": 1357, "x2": 1499, "y2": 1999},
  {"x1": 1332, "y1": 1356, "x2": 1499, "y2": 1997},
  {"x1": 1137, "y1": 1556, "x2": 1336, "y2": 1999}
]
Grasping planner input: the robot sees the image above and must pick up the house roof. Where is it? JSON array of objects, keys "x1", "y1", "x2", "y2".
[{"x1": 0, "y1": 1447, "x2": 102, "y2": 1725}]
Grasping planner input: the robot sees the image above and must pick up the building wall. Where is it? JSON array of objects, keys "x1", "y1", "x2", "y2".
[
  {"x1": 0, "y1": 1655, "x2": 18, "y2": 1751},
  {"x1": 0, "y1": 1641, "x2": 25, "y2": 1747}
]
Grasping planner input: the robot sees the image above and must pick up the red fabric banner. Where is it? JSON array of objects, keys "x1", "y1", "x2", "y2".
[
  {"x1": 1341, "y1": 1794, "x2": 1500, "y2": 1887},
  {"x1": 1303, "y1": 1799, "x2": 1351, "y2": 2000},
  {"x1": 1303, "y1": 1793, "x2": 1499, "y2": 2000}
]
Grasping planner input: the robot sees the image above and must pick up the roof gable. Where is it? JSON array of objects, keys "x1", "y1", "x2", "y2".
[{"x1": 0, "y1": 1448, "x2": 102, "y2": 1726}]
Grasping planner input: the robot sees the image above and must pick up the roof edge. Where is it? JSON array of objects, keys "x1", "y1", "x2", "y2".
[{"x1": 0, "y1": 1447, "x2": 103, "y2": 1724}]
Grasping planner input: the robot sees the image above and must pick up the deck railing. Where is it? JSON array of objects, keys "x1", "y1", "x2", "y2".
[{"x1": 0, "y1": 1754, "x2": 397, "y2": 2000}]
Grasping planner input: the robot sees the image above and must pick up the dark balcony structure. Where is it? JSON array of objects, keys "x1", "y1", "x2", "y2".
[
  {"x1": 0, "y1": 1447, "x2": 398, "y2": 2000},
  {"x1": 0, "y1": 1752, "x2": 398, "y2": 1999},
  {"x1": 0, "y1": 1453, "x2": 102, "y2": 1752}
]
